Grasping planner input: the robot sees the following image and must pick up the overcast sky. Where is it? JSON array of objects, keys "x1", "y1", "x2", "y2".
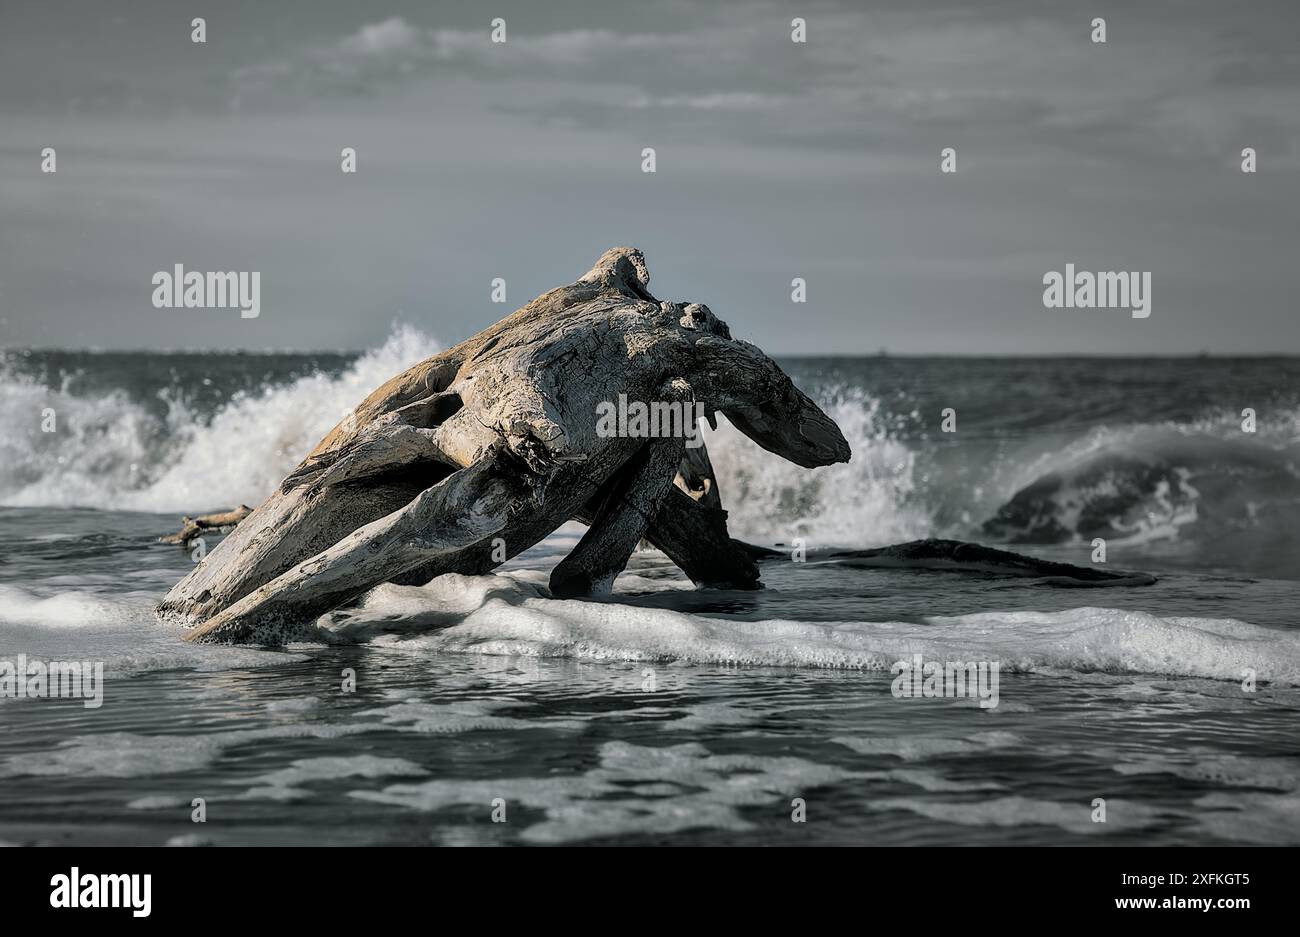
[{"x1": 1, "y1": 0, "x2": 1297, "y2": 354}]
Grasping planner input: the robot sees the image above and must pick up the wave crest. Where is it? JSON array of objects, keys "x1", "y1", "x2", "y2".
[
  {"x1": 0, "y1": 325, "x2": 441, "y2": 512},
  {"x1": 704, "y1": 389, "x2": 929, "y2": 547}
]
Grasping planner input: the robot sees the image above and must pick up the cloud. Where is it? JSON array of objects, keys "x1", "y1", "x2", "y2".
[
  {"x1": 231, "y1": 19, "x2": 706, "y2": 100},
  {"x1": 340, "y1": 17, "x2": 424, "y2": 56},
  {"x1": 629, "y1": 91, "x2": 789, "y2": 112},
  {"x1": 223, "y1": 6, "x2": 1299, "y2": 166}
]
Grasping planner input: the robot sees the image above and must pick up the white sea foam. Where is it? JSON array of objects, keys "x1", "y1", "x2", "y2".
[
  {"x1": 0, "y1": 325, "x2": 440, "y2": 512},
  {"x1": 882, "y1": 769, "x2": 1006, "y2": 792},
  {"x1": 1193, "y1": 791, "x2": 1300, "y2": 844},
  {"x1": 339, "y1": 572, "x2": 1300, "y2": 684},
  {"x1": 831, "y1": 731, "x2": 1023, "y2": 761},
  {"x1": 1114, "y1": 752, "x2": 1300, "y2": 791},
  {"x1": 247, "y1": 755, "x2": 428, "y2": 789},
  {"x1": 0, "y1": 722, "x2": 381, "y2": 779},
  {"x1": 164, "y1": 834, "x2": 215, "y2": 847},
  {"x1": 0, "y1": 584, "x2": 302, "y2": 675},
  {"x1": 0, "y1": 345, "x2": 924, "y2": 550},
  {"x1": 703, "y1": 390, "x2": 930, "y2": 547},
  {"x1": 865, "y1": 795, "x2": 1167, "y2": 833},
  {"x1": 126, "y1": 795, "x2": 189, "y2": 811},
  {"x1": 5, "y1": 565, "x2": 1298, "y2": 687},
  {"x1": 7, "y1": 326, "x2": 1296, "y2": 570},
  {"x1": 354, "y1": 697, "x2": 585, "y2": 734},
  {"x1": 352, "y1": 739, "x2": 866, "y2": 844},
  {"x1": 0, "y1": 585, "x2": 157, "y2": 628}
]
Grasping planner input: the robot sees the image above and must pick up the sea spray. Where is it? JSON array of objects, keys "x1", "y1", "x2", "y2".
[
  {"x1": 0, "y1": 325, "x2": 441, "y2": 512},
  {"x1": 703, "y1": 388, "x2": 930, "y2": 547}
]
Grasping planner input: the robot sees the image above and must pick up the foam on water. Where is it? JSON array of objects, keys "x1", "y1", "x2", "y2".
[
  {"x1": 0, "y1": 583, "x2": 302, "y2": 674},
  {"x1": 247, "y1": 756, "x2": 429, "y2": 789},
  {"x1": 980, "y1": 422, "x2": 1300, "y2": 562},
  {"x1": 865, "y1": 795, "x2": 1168, "y2": 834},
  {"x1": 1194, "y1": 792, "x2": 1300, "y2": 845},
  {"x1": 6, "y1": 548, "x2": 1298, "y2": 687},
  {"x1": 703, "y1": 390, "x2": 930, "y2": 547},
  {"x1": 354, "y1": 697, "x2": 586, "y2": 734},
  {"x1": 832, "y1": 731, "x2": 1023, "y2": 761},
  {"x1": 352, "y1": 739, "x2": 867, "y2": 844},
  {"x1": 1115, "y1": 752, "x2": 1300, "y2": 791},
  {"x1": 0, "y1": 342, "x2": 922, "y2": 546},
  {"x1": 7, "y1": 328, "x2": 1299, "y2": 576},
  {"x1": 333, "y1": 572, "x2": 1300, "y2": 685},
  {"x1": 0, "y1": 722, "x2": 381, "y2": 780},
  {"x1": 0, "y1": 325, "x2": 441, "y2": 512},
  {"x1": 0, "y1": 584, "x2": 157, "y2": 628}
]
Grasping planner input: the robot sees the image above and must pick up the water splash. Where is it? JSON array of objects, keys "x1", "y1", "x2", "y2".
[
  {"x1": 0, "y1": 325, "x2": 441, "y2": 512},
  {"x1": 704, "y1": 388, "x2": 930, "y2": 547}
]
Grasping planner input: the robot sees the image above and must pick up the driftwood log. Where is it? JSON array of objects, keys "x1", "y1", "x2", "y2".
[
  {"x1": 159, "y1": 505, "x2": 253, "y2": 546},
  {"x1": 158, "y1": 248, "x2": 851, "y2": 644}
]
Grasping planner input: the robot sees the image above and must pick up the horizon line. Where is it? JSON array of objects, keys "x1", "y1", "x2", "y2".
[{"x1": 5, "y1": 346, "x2": 1300, "y2": 360}]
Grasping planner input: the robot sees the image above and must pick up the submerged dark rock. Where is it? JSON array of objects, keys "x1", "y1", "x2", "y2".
[{"x1": 827, "y1": 538, "x2": 1156, "y2": 586}]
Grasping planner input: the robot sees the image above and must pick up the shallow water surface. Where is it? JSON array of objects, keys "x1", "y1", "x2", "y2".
[
  {"x1": 2, "y1": 348, "x2": 1299, "y2": 845},
  {"x1": 1, "y1": 514, "x2": 1298, "y2": 846}
]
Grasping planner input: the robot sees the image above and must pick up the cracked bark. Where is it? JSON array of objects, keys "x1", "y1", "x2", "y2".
[{"x1": 158, "y1": 248, "x2": 851, "y2": 644}]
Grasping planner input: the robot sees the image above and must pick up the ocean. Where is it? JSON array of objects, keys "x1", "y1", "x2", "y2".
[{"x1": 2, "y1": 327, "x2": 1298, "y2": 845}]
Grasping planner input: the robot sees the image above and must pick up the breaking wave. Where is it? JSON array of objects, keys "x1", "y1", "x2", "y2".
[
  {"x1": 703, "y1": 390, "x2": 930, "y2": 547},
  {"x1": 3, "y1": 327, "x2": 1299, "y2": 576},
  {"x1": 976, "y1": 425, "x2": 1300, "y2": 576},
  {"x1": 0, "y1": 325, "x2": 440, "y2": 513},
  {"x1": 0, "y1": 329, "x2": 921, "y2": 542}
]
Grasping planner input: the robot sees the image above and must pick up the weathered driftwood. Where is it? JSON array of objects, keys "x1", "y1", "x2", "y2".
[
  {"x1": 158, "y1": 248, "x2": 850, "y2": 644},
  {"x1": 159, "y1": 505, "x2": 253, "y2": 546}
]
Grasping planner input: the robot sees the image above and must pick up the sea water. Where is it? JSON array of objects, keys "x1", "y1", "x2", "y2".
[{"x1": 1, "y1": 329, "x2": 1298, "y2": 845}]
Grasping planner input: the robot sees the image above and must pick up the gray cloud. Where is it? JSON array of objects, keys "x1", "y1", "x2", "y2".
[
  {"x1": 0, "y1": 0, "x2": 1296, "y2": 354},
  {"x1": 220, "y1": 6, "x2": 1300, "y2": 165}
]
